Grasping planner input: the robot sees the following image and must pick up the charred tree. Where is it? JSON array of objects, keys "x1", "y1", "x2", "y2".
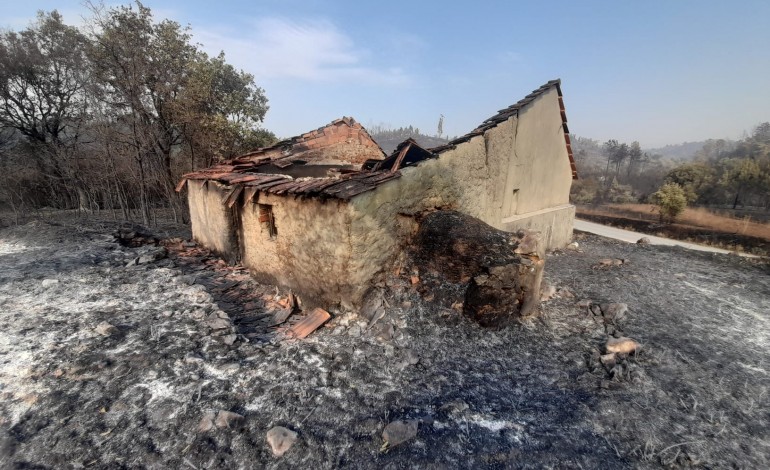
[{"x1": 412, "y1": 211, "x2": 544, "y2": 327}]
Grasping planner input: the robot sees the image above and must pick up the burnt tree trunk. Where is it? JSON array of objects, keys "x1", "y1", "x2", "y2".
[{"x1": 412, "y1": 211, "x2": 544, "y2": 327}]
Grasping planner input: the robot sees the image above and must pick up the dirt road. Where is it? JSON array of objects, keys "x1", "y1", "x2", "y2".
[
  {"x1": 574, "y1": 219, "x2": 751, "y2": 256},
  {"x1": 1, "y1": 219, "x2": 768, "y2": 468}
]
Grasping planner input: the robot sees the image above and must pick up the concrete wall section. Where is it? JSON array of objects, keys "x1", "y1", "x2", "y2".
[
  {"x1": 187, "y1": 180, "x2": 239, "y2": 262},
  {"x1": 501, "y1": 204, "x2": 575, "y2": 249}
]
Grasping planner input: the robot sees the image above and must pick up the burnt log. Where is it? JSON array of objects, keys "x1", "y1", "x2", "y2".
[{"x1": 413, "y1": 210, "x2": 544, "y2": 327}]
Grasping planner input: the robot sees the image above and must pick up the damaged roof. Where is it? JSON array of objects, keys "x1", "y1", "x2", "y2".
[
  {"x1": 178, "y1": 167, "x2": 404, "y2": 201},
  {"x1": 429, "y1": 79, "x2": 578, "y2": 179},
  {"x1": 177, "y1": 79, "x2": 577, "y2": 201},
  {"x1": 233, "y1": 116, "x2": 385, "y2": 166}
]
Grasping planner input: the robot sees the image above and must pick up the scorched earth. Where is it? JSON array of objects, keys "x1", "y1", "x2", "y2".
[{"x1": 0, "y1": 218, "x2": 768, "y2": 469}]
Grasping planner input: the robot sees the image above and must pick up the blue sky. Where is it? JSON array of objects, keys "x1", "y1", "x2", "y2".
[{"x1": 2, "y1": 1, "x2": 769, "y2": 147}]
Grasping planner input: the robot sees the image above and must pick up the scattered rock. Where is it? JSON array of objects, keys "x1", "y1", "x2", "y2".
[
  {"x1": 601, "y1": 303, "x2": 628, "y2": 321},
  {"x1": 197, "y1": 411, "x2": 216, "y2": 433},
  {"x1": 266, "y1": 426, "x2": 297, "y2": 457},
  {"x1": 637, "y1": 237, "x2": 651, "y2": 244},
  {"x1": 214, "y1": 410, "x2": 245, "y2": 429},
  {"x1": 41, "y1": 279, "x2": 59, "y2": 288},
  {"x1": 206, "y1": 318, "x2": 231, "y2": 331},
  {"x1": 360, "y1": 290, "x2": 385, "y2": 321},
  {"x1": 606, "y1": 337, "x2": 641, "y2": 355},
  {"x1": 440, "y1": 400, "x2": 469, "y2": 414},
  {"x1": 95, "y1": 321, "x2": 119, "y2": 337},
  {"x1": 371, "y1": 322, "x2": 395, "y2": 341},
  {"x1": 590, "y1": 304, "x2": 603, "y2": 316},
  {"x1": 556, "y1": 287, "x2": 575, "y2": 299},
  {"x1": 600, "y1": 353, "x2": 617, "y2": 369},
  {"x1": 221, "y1": 334, "x2": 237, "y2": 346},
  {"x1": 577, "y1": 299, "x2": 593, "y2": 308},
  {"x1": 348, "y1": 324, "x2": 362, "y2": 337},
  {"x1": 136, "y1": 247, "x2": 167, "y2": 265},
  {"x1": 565, "y1": 241, "x2": 580, "y2": 251},
  {"x1": 382, "y1": 420, "x2": 418, "y2": 447}
]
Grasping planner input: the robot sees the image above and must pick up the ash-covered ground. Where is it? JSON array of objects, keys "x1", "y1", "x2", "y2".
[{"x1": 0, "y1": 219, "x2": 768, "y2": 469}]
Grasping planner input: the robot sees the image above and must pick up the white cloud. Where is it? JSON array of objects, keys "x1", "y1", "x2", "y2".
[{"x1": 195, "y1": 17, "x2": 410, "y2": 85}]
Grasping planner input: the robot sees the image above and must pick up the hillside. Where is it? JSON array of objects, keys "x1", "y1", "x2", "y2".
[
  {"x1": 369, "y1": 126, "x2": 449, "y2": 155},
  {"x1": 644, "y1": 141, "x2": 707, "y2": 160}
]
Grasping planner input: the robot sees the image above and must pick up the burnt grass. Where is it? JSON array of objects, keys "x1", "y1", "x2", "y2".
[
  {"x1": 577, "y1": 211, "x2": 770, "y2": 257},
  {"x1": 1, "y1": 219, "x2": 769, "y2": 469}
]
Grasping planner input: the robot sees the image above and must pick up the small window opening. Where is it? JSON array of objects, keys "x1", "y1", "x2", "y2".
[{"x1": 258, "y1": 204, "x2": 277, "y2": 238}]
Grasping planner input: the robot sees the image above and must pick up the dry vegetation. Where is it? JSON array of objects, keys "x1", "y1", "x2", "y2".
[
  {"x1": 577, "y1": 203, "x2": 770, "y2": 256},
  {"x1": 582, "y1": 204, "x2": 770, "y2": 239}
]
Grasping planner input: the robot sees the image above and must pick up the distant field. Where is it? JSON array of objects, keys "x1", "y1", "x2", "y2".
[{"x1": 576, "y1": 203, "x2": 770, "y2": 256}]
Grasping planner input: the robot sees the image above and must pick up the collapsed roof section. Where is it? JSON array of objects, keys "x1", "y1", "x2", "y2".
[
  {"x1": 234, "y1": 116, "x2": 386, "y2": 168},
  {"x1": 177, "y1": 79, "x2": 576, "y2": 201}
]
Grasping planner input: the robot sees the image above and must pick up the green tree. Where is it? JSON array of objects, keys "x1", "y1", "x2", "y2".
[
  {"x1": 719, "y1": 158, "x2": 765, "y2": 209},
  {"x1": 652, "y1": 183, "x2": 687, "y2": 223},
  {"x1": 664, "y1": 163, "x2": 715, "y2": 204}
]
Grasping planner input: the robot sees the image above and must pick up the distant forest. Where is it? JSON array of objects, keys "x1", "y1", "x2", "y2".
[
  {"x1": 368, "y1": 125, "x2": 449, "y2": 155},
  {"x1": 571, "y1": 127, "x2": 770, "y2": 210}
]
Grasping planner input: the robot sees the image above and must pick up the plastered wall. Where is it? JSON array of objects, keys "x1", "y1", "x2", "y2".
[
  {"x1": 349, "y1": 87, "x2": 574, "y2": 285},
  {"x1": 187, "y1": 180, "x2": 239, "y2": 262},
  {"x1": 238, "y1": 193, "x2": 359, "y2": 308}
]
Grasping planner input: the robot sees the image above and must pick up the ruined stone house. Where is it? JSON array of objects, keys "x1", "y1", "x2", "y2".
[{"x1": 177, "y1": 79, "x2": 577, "y2": 308}]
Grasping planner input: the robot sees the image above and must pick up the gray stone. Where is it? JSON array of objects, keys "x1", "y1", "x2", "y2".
[
  {"x1": 606, "y1": 337, "x2": 641, "y2": 355},
  {"x1": 600, "y1": 353, "x2": 617, "y2": 369},
  {"x1": 360, "y1": 290, "x2": 385, "y2": 321},
  {"x1": 221, "y1": 334, "x2": 237, "y2": 345},
  {"x1": 637, "y1": 237, "x2": 651, "y2": 244},
  {"x1": 602, "y1": 303, "x2": 628, "y2": 321},
  {"x1": 372, "y1": 322, "x2": 395, "y2": 341},
  {"x1": 577, "y1": 299, "x2": 592, "y2": 308},
  {"x1": 41, "y1": 279, "x2": 59, "y2": 288},
  {"x1": 590, "y1": 304, "x2": 603, "y2": 316},
  {"x1": 197, "y1": 411, "x2": 216, "y2": 432},
  {"x1": 136, "y1": 247, "x2": 167, "y2": 265},
  {"x1": 206, "y1": 318, "x2": 231, "y2": 331},
  {"x1": 214, "y1": 410, "x2": 244, "y2": 429},
  {"x1": 95, "y1": 321, "x2": 119, "y2": 337},
  {"x1": 348, "y1": 324, "x2": 362, "y2": 337},
  {"x1": 382, "y1": 420, "x2": 418, "y2": 447},
  {"x1": 266, "y1": 426, "x2": 297, "y2": 457}
]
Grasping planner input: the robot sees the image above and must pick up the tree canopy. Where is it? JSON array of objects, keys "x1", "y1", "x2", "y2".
[{"x1": 0, "y1": 2, "x2": 275, "y2": 223}]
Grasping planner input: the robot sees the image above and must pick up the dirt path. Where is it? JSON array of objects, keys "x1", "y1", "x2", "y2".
[
  {"x1": 575, "y1": 219, "x2": 756, "y2": 256},
  {"x1": 1, "y1": 220, "x2": 768, "y2": 468}
]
